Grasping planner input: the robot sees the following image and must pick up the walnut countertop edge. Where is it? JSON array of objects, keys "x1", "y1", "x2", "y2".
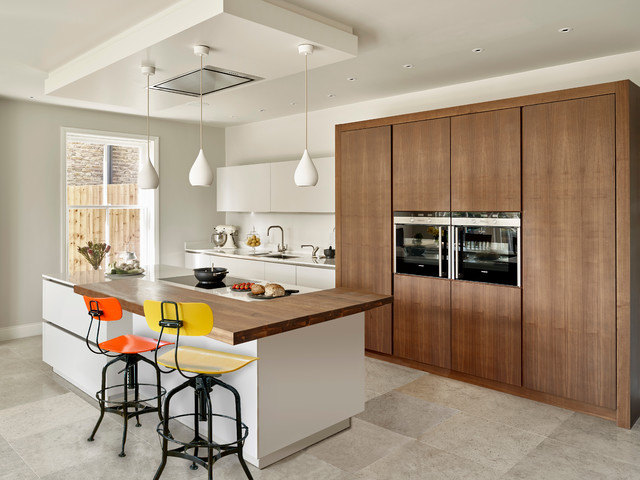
[{"x1": 73, "y1": 278, "x2": 393, "y2": 345}]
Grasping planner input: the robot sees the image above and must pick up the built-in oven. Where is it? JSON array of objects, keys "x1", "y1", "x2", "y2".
[
  {"x1": 394, "y1": 212, "x2": 450, "y2": 278},
  {"x1": 452, "y1": 212, "x2": 521, "y2": 287}
]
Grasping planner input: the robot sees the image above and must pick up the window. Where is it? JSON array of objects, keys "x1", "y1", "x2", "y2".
[{"x1": 63, "y1": 128, "x2": 158, "y2": 274}]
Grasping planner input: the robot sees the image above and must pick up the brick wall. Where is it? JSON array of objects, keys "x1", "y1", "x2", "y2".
[
  {"x1": 66, "y1": 142, "x2": 139, "y2": 186},
  {"x1": 111, "y1": 145, "x2": 139, "y2": 184}
]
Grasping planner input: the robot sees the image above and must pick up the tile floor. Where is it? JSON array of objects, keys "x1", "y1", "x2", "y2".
[{"x1": 1, "y1": 335, "x2": 640, "y2": 479}]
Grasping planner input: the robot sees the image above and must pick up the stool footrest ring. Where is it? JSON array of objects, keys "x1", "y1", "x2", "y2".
[
  {"x1": 95, "y1": 383, "x2": 166, "y2": 405},
  {"x1": 156, "y1": 413, "x2": 249, "y2": 449}
]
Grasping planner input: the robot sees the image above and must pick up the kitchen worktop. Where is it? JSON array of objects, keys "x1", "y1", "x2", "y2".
[
  {"x1": 185, "y1": 241, "x2": 335, "y2": 269},
  {"x1": 69, "y1": 267, "x2": 391, "y2": 345}
]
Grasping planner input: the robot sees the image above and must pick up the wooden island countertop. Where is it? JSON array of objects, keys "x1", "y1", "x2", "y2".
[{"x1": 73, "y1": 278, "x2": 393, "y2": 345}]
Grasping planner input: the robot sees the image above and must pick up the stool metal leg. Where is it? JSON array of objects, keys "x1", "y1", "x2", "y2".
[
  {"x1": 154, "y1": 377, "x2": 192, "y2": 480},
  {"x1": 88, "y1": 355, "x2": 121, "y2": 442},
  {"x1": 119, "y1": 361, "x2": 129, "y2": 457},
  {"x1": 190, "y1": 385, "x2": 200, "y2": 471},
  {"x1": 138, "y1": 354, "x2": 164, "y2": 423},
  {"x1": 133, "y1": 359, "x2": 141, "y2": 427},
  {"x1": 153, "y1": 386, "x2": 171, "y2": 480},
  {"x1": 205, "y1": 388, "x2": 214, "y2": 480},
  {"x1": 230, "y1": 382, "x2": 253, "y2": 479}
]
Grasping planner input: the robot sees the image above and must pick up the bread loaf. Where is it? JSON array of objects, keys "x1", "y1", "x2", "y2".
[
  {"x1": 264, "y1": 283, "x2": 285, "y2": 297},
  {"x1": 251, "y1": 284, "x2": 265, "y2": 295}
]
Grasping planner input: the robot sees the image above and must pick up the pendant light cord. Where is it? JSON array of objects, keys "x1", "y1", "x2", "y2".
[
  {"x1": 200, "y1": 54, "x2": 203, "y2": 150},
  {"x1": 304, "y1": 53, "x2": 308, "y2": 150},
  {"x1": 146, "y1": 73, "x2": 150, "y2": 158}
]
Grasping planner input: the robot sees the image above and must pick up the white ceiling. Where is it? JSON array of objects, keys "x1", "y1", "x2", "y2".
[{"x1": 2, "y1": 0, "x2": 640, "y2": 127}]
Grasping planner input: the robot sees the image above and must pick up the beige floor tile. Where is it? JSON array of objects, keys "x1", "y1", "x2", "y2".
[
  {"x1": 246, "y1": 452, "x2": 352, "y2": 480},
  {"x1": 0, "y1": 392, "x2": 97, "y2": 440},
  {"x1": 548, "y1": 412, "x2": 640, "y2": 467},
  {"x1": 305, "y1": 418, "x2": 413, "y2": 473},
  {"x1": 5, "y1": 335, "x2": 43, "y2": 361},
  {"x1": 398, "y1": 374, "x2": 573, "y2": 436},
  {"x1": 503, "y1": 437, "x2": 640, "y2": 480},
  {"x1": 365, "y1": 389, "x2": 379, "y2": 401},
  {"x1": 356, "y1": 391, "x2": 457, "y2": 438},
  {"x1": 0, "y1": 434, "x2": 39, "y2": 480},
  {"x1": 419, "y1": 412, "x2": 545, "y2": 474},
  {"x1": 10, "y1": 415, "x2": 141, "y2": 478},
  {"x1": 0, "y1": 344, "x2": 24, "y2": 361},
  {"x1": 0, "y1": 371, "x2": 70, "y2": 411},
  {"x1": 365, "y1": 357, "x2": 426, "y2": 396},
  {"x1": 354, "y1": 440, "x2": 502, "y2": 480}
]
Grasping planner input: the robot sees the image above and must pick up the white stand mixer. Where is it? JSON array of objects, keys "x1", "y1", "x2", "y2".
[{"x1": 216, "y1": 225, "x2": 238, "y2": 249}]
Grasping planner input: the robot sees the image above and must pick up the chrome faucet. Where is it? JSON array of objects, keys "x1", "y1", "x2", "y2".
[
  {"x1": 267, "y1": 225, "x2": 287, "y2": 253},
  {"x1": 301, "y1": 244, "x2": 320, "y2": 258}
]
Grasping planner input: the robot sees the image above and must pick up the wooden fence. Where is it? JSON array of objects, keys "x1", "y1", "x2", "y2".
[{"x1": 68, "y1": 184, "x2": 141, "y2": 273}]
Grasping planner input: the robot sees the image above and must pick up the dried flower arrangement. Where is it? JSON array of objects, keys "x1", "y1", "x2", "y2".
[{"x1": 77, "y1": 241, "x2": 111, "y2": 270}]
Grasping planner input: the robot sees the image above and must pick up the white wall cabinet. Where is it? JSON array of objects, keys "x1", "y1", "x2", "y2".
[
  {"x1": 217, "y1": 158, "x2": 335, "y2": 213},
  {"x1": 270, "y1": 157, "x2": 335, "y2": 212},
  {"x1": 217, "y1": 163, "x2": 271, "y2": 212}
]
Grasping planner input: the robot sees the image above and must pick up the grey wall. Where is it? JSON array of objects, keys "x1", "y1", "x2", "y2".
[{"x1": 0, "y1": 98, "x2": 225, "y2": 329}]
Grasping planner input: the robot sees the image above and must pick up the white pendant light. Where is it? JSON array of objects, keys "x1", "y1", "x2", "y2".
[
  {"x1": 294, "y1": 44, "x2": 318, "y2": 187},
  {"x1": 139, "y1": 65, "x2": 159, "y2": 189},
  {"x1": 189, "y1": 45, "x2": 214, "y2": 187}
]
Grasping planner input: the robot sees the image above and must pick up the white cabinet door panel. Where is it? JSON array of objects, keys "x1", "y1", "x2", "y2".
[
  {"x1": 264, "y1": 262, "x2": 297, "y2": 285},
  {"x1": 296, "y1": 266, "x2": 335, "y2": 289},
  {"x1": 270, "y1": 157, "x2": 335, "y2": 212},
  {"x1": 217, "y1": 164, "x2": 270, "y2": 212}
]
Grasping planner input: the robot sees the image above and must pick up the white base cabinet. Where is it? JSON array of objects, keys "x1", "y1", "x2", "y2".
[
  {"x1": 42, "y1": 278, "x2": 132, "y2": 397},
  {"x1": 185, "y1": 252, "x2": 335, "y2": 288}
]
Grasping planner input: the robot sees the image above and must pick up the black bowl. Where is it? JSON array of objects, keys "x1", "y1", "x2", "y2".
[{"x1": 193, "y1": 267, "x2": 228, "y2": 283}]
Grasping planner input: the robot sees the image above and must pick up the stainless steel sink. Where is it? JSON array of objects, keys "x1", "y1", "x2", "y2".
[{"x1": 264, "y1": 253, "x2": 299, "y2": 259}]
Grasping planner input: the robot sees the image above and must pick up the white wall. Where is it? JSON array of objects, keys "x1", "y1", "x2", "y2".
[
  {"x1": 224, "y1": 50, "x2": 640, "y2": 250},
  {"x1": 226, "y1": 212, "x2": 335, "y2": 254},
  {"x1": 0, "y1": 99, "x2": 225, "y2": 330}
]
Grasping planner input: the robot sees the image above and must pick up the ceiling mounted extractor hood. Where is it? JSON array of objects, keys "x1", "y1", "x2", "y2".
[{"x1": 151, "y1": 65, "x2": 262, "y2": 97}]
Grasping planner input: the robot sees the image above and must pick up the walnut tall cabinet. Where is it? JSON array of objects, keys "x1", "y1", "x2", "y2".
[{"x1": 335, "y1": 80, "x2": 640, "y2": 428}]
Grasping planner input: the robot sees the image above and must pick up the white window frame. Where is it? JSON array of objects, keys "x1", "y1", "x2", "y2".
[{"x1": 60, "y1": 127, "x2": 160, "y2": 273}]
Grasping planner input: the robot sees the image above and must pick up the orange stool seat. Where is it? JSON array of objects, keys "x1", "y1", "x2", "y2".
[{"x1": 99, "y1": 334, "x2": 172, "y2": 355}]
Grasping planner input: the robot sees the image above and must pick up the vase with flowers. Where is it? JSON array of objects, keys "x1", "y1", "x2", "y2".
[{"x1": 77, "y1": 241, "x2": 111, "y2": 270}]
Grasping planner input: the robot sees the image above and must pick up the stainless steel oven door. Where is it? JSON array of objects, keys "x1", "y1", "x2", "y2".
[
  {"x1": 452, "y1": 213, "x2": 520, "y2": 287},
  {"x1": 394, "y1": 212, "x2": 450, "y2": 278}
]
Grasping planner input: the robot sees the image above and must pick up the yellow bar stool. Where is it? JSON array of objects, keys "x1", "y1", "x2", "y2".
[{"x1": 144, "y1": 300, "x2": 258, "y2": 480}]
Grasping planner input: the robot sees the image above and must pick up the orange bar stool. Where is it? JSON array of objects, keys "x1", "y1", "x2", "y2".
[
  {"x1": 144, "y1": 300, "x2": 258, "y2": 480},
  {"x1": 83, "y1": 296, "x2": 172, "y2": 457}
]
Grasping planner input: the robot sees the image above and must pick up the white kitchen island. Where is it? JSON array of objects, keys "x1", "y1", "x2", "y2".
[{"x1": 42, "y1": 265, "x2": 391, "y2": 468}]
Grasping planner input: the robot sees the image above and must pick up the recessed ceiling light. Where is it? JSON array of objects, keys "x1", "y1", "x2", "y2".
[
  {"x1": 347, "y1": 77, "x2": 357, "y2": 82},
  {"x1": 403, "y1": 64, "x2": 414, "y2": 69},
  {"x1": 230, "y1": 115, "x2": 238, "y2": 119},
  {"x1": 259, "y1": 108, "x2": 266, "y2": 112},
  {"x1": 290, "y1": 102, "x2": 296, "y2": 106},
  {"x1": 327, "y1": 94, "x2": 336, "y2": 98},
  {"x1": 558, "y1": 27, "x2": 573, "y2": 33},
  {"x1": 472, "y1": 47, "x2": 484, "y2": 53}
]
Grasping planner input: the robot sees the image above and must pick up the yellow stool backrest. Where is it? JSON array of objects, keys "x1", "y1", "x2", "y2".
[{"x1": 143, "y1": 300, "x2": 213, "y2": 337}]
